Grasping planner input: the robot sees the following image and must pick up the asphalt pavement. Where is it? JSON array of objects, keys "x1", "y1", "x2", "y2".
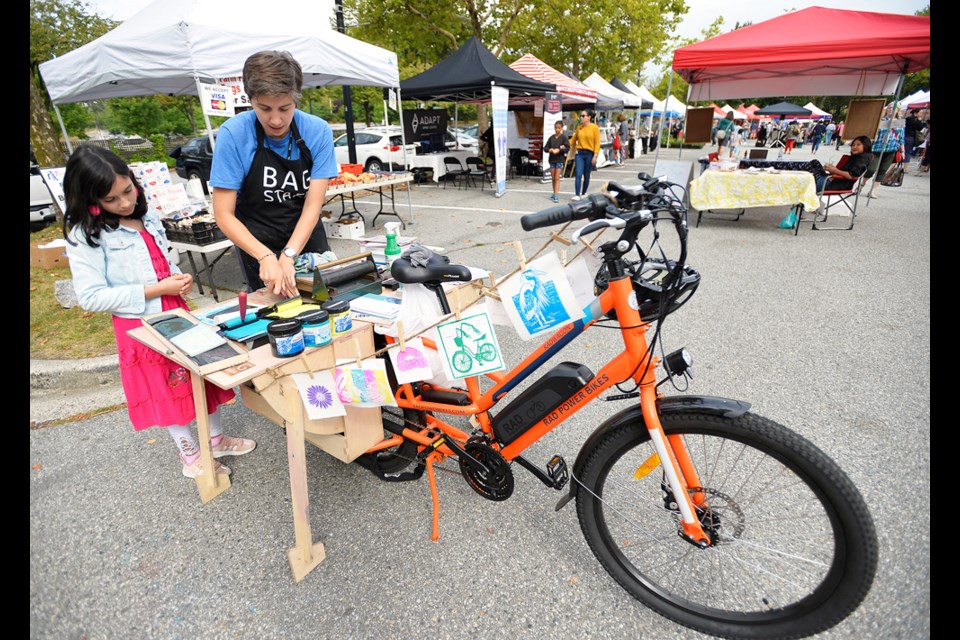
[{"x1": 30, "y1": 142, "x2": 931, "y2": 639}]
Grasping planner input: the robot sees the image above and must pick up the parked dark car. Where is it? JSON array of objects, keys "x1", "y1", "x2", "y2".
[{"x1": 169, "y1": 134, "x2": 215, "y2": 194}]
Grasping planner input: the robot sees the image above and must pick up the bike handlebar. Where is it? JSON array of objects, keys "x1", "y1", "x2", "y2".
[{"x1": 520, "y1": 193, "x2": 612, "y2": 231}]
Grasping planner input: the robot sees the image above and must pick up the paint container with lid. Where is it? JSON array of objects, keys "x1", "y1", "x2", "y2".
[
  {"x1": 298, "y1": 309, "x2": 331, "y2": 348},
  {"x1": 267, "y1": 318, "x2": 304, "y2": 358},
  {"x1": 322, "y1": 300, "x2": 352, "y2": 336}
]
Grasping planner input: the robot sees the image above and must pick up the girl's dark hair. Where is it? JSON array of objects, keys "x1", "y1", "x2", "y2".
[
  {"x1": 852, "y1": 135, "x2": 872, "y2": 151},
  {"x1": 61, "y1": 145, "x2": 148, "y2": 247}
]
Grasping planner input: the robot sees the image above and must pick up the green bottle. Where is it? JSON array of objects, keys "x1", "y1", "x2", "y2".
[{"x1": 384, "y1": 223, "x2": 401, "y2": 269}]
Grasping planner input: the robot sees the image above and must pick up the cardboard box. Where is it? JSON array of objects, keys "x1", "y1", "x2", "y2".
[
  {"x1": 30, "y1": 244, "x2": 70, "y2": 270},
  {"x1": 323, "y1": 218, "x2": 365, "y2": 240}
]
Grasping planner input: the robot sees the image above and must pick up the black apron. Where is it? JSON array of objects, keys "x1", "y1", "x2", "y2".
[{"x1": 235, "y1": 118, "x2": 329, "y2": 290}]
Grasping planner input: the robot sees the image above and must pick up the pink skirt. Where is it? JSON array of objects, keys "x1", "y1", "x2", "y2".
[{"x1": 112, "y1": 231, "x2": 235, "y2": 431}]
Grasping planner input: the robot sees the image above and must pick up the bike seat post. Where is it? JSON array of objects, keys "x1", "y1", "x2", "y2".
[{"x1": 423, "y1": 282, "x2": 452, "y2": 315}]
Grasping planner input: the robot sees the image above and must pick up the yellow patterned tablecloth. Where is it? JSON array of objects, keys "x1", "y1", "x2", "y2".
[{"x1": 689, "y1": 170, "x2": 820, "y2": 212}]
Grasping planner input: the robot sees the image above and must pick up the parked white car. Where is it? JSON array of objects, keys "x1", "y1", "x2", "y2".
[
  {"x1": 30, "y1": 163, "x2": 56, "y2": 232},
  {"x1": 332, "y1": 126, "x2": 418, "y2": 172}
]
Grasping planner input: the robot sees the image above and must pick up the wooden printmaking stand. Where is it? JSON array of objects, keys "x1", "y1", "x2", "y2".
[{"x1": 127, "y1": 295, "x2": 381, "y2": 582}]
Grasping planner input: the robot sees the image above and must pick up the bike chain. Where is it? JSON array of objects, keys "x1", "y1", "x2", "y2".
[{"x1": 378, "y1": 407, "x2": 473, "y2": 476}]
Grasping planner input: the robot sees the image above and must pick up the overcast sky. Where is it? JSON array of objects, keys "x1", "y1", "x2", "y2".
[{"x1": 85, "y1": 0, "x2": 927, "y2": 54}]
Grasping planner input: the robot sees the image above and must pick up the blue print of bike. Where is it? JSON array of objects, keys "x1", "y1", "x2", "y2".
[{"x1": 451, "y1": 324, "x2": 497, "y2": 374}]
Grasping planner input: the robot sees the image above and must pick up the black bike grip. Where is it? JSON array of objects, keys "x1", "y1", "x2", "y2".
[
  {"x1": 521, "y1": 203, "x2": 575, "y2": 230},
  {"x1": 521, "y1": 194, "x2": 607, "y2": 231}
]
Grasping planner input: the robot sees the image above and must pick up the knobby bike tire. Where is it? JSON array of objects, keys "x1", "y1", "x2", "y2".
[{"x1": 574, "y1": 411, "x2": 877, "y2": 639}]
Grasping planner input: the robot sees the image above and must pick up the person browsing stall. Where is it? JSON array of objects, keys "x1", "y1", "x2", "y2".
[
  {"x1": 210, "y1": 50, "x2": 339, "y2": 298},
  {"x1": 569, "y1": 110, "x2": 600, "y2": 201},
  {"x1": 62, "y1": 145, "x2": 254, "y2": 480},
  {"x1": 544, "y1": 120, "x2": 570, "y2": 203}
]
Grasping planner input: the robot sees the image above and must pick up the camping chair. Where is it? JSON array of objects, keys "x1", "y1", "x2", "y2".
[
  {"x1": 442, "y1": 156, "x2": 468, "y2": 190},
  {"x1": 748, "y1": 148, "x2": 769, "y2": 159},
  {"x1": 807, "y1": 154, "x2": 863, "y2": 232},
  {"x1": 465, "y1": 157, "x2": 488, "y2": 191}
]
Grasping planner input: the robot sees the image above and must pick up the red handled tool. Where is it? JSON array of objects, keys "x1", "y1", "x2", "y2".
[{"x1": 239, "y1": 290, "x2": 247, "y2": 323}]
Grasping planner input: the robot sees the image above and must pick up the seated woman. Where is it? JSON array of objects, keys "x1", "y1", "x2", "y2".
[{"x1": 815, "y1": 135, "x2": 873, "y2": 192}]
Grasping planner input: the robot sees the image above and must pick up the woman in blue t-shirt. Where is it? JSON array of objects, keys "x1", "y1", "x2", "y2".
[{"x1": 210, "y1": 51, "x2": 339, "y2": 297}]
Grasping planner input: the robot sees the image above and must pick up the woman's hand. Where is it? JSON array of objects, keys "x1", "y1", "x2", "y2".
[{"x1": 260, "y1": 255, "x2": 299, "y2": 297}]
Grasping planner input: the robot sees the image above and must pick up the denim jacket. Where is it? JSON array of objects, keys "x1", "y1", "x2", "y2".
[{"x1": 66, "y1": 208, "x2": 181, "y2": 319}]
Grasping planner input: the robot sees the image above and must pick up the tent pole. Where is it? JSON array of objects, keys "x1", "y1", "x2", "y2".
[
  {"x1": 396, "y1": 87, "x2": 414, "y2": 226},
  {"x1": 653, "y1": 67, "x2": 674, "y2": 169},
  {"x1": 52, "y1": 103, "x2": 73, "y2": 155},
  {"x1": 679, "y1": 85, "x2": 691, "y2": 159}
]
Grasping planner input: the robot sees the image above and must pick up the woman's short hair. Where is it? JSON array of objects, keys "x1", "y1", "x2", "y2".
[{"x1": 242, "y1": 50, "x2": 303, "y2": 103}]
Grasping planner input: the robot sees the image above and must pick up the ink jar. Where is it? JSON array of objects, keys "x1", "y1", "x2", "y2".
[
  {"x1": 298, "y1": 309, "x2": 331, "y2": 348},
  {"x1": 322, "y1": 300, "x2": 352, "y2": 336},
  {"x1": 267, "y1": 318, "x2": 304, "y2": 358}
]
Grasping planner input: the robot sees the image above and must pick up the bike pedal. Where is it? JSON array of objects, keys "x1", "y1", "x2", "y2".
[{"x1": 546, "y1": 455, "x2": 569, "y2": 490}]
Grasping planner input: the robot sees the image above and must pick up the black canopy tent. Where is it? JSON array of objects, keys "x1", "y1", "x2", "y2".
[
  {"x1": 400, "y1": 37, "x2": 556, "y2": 102},
  {"x1": 753, "y1": 102, "x2": 812, "y2": 149}
]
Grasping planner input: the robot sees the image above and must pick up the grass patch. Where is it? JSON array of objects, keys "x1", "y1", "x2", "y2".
[{"x1": 30, "y1": 224, "x2": 118, "y2": 360}]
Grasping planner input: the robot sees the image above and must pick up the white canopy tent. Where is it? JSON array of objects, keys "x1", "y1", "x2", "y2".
[
  {"x1": 898, "y1": 89, "x2": 929, "y2": 110},
  {"x1": 39, "y1": 0, "x2": 401, "y2": 153},
  {"x1": 802, "y1": 102, "x2": 833, "y2": 119},
  {"x1": 624, "y1": 80, "x2": 664, "y2": 111},
  {"x1": 582, "y1": 73, "x2": 640, "y2": 109}
]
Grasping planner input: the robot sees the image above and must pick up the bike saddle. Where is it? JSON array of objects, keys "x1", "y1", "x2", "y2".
[{"x1": 390, "y1": 254, "x2": 473, "y2": 285}]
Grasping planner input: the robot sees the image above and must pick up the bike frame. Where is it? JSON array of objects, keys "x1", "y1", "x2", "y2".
[{"x1": 371, "y1": 262, "x2": 711, "y2": 544}]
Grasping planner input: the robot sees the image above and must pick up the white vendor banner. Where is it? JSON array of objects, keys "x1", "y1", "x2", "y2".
[{"x1": 492, "y1": 85, "x2": 509, "y2": 197}]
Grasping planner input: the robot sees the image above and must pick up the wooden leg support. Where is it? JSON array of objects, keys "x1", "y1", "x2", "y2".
[
  {"x1": 190, "y1": 373, "x2": 231, "y2": 503},
  {"x1": 281, "y1": 378, "x2": 326, "y2": 581}
]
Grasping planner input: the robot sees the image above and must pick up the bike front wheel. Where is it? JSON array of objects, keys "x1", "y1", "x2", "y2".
[{"x1": 575, "y1": 411, "x2": 877, "y2": 639}]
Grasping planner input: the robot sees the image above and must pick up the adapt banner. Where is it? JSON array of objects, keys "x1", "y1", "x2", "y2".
[{"x1": 402, "y1": 109, "x2": 448, "y2": 142}]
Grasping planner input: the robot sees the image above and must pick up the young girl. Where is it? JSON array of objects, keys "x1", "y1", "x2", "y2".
[
  {"x1": 611, "y1": 128, "x2": 623, "y2": 165},
  {"x1": 728, "y1": 127, "x2": 742, "y2": 158},
  {"x1": 62, "y1": 145, "x2": 255, "y2": 479}
]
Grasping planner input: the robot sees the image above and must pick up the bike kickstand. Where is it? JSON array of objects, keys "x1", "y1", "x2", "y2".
[{"x1": 425, "y1": 452, "x2": 442, "y2": 542}]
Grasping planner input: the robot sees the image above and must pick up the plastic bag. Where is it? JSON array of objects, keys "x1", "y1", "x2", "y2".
[
  {"x1": 778, "y1": 208, "x2": 799, "y2": 229},
  {"x1": 882, "y1": 162, "x2": 904, "y2": 187}
]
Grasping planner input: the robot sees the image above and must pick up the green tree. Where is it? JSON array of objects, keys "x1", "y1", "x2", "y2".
[
  {"x1": 30, "y1": 0, "x2": 117, "y2": 166},
  {"x1": 344, "y1": 0, "x2": 689, "y2": 131}
]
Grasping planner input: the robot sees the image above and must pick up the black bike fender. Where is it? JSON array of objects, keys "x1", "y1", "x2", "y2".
[{"x1": 554, "y1": 395, "x2": 752, "y2": 511}]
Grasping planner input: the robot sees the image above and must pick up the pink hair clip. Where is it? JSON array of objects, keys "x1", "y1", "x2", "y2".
[{"x1": 88, "y1": 205, "x2": 101, "y2": 216}]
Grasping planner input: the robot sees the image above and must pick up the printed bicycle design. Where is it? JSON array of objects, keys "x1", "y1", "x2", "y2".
[{"x1": 450, "y1": 323, "x2": 497, "y2": 374}]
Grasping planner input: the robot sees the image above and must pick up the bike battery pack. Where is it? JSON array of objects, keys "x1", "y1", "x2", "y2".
[{"x1": 491, "y1": 362, "x2": 595, "y2": 445}]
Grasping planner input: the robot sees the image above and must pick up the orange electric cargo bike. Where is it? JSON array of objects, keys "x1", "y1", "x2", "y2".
[{"x1": 357, "y1": 176, "x2": 878, "y2": 640}]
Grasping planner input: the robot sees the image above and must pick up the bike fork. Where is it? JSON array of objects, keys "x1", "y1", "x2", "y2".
[{"x1": 639, "y1": 388, "x2": 711, "y2": 546}]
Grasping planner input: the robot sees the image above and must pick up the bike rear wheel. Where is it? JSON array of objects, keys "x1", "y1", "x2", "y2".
[{"x1": 575, "y1": 411, "x2": 877, "y2": 639}]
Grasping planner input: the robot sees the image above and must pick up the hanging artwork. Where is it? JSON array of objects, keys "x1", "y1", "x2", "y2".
[
  {"x1": 334, "y1": 358, "x2": 397, "y2": 407},
  {"x1": 292, "y1": 371, "x2": 346, "y2": 420},
  {"x1": 497, "y1": 251, "x2": 584, "y2": 340},
  {"x1": 386, "y1": 337, "x2": 434, "y2": 385},
  {"x1": 435, "y1": 309, "x2": 505, "y2": 379}
]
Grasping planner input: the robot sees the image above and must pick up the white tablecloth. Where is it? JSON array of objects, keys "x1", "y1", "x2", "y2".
[{"x1": 406, "y1": 150, "x2": 478, "y2": 183}]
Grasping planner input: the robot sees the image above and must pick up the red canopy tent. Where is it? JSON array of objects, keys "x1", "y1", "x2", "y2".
[{"x1": 672, "y1": 6, "x2": 930, "y2": 101}]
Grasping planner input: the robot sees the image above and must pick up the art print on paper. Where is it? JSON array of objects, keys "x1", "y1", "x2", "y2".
[
  {"x1": 334, "y1": 358, "x2": 397, "y2": 407},
  {"x1": 386, "y1": 337, "x2": 434, "y2": 385},
  {"x1": 292, "y1": 371, "x2": 346, "y2": 420},
  {"x1": 498, "y1": 251, "x2": 584, "y2": 340},
  {"x1": 436, "y1": 309, "x2": 505, "y2": 379}
]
